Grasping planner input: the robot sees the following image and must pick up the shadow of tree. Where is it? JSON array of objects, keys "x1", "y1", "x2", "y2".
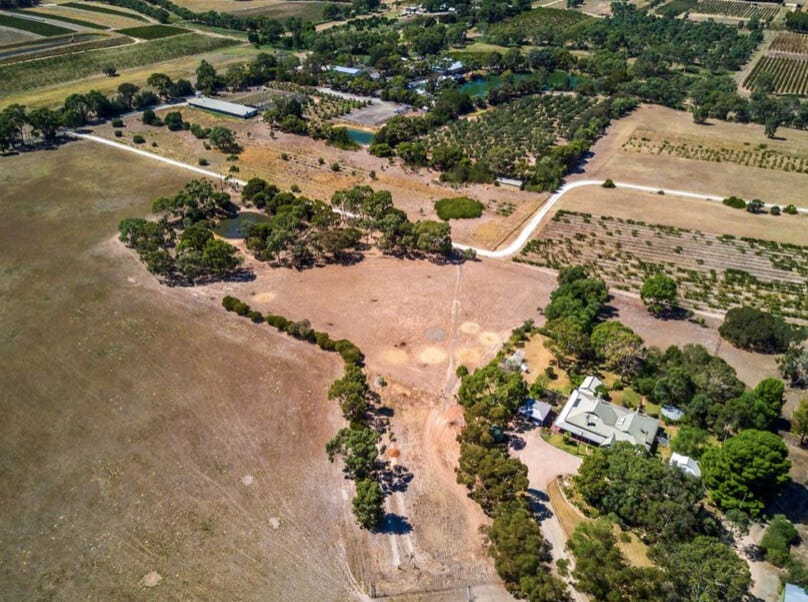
[{"x1": 379, "y1": 513, "x2": 412, "y2": 535}]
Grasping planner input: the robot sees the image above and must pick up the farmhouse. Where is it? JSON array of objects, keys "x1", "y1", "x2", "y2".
[
  {"x1": 670, "y1": 452, "x2": 701, "y2": 478},
  {"x1": 552, "y1": 376, "x2": 660, "y2": 450},
  {"x1": 187, "y1": 97, "x2": 258, "y2": 118}
]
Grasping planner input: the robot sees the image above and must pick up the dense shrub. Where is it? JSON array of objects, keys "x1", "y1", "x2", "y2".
[
  {"x1": 434, "y1": 196, "x2": 485, "y2": 220},
  {"x1": 719, "y1": 306, "x2": 797, "y2": 353},
  {"x1": 722, "y1": 196, "x2": 746, "y2": 209}
]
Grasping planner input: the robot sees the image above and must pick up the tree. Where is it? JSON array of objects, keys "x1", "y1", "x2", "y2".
[
  {"x1": 411, "y1": 220, "x2": 452, "y2": 256},
  {"x1": 701, "y1": 429, "x2": 791, "y2": 516},
  {"x1": 163, "y1": 111, "x2": 184, "y2": 131},
  {"x1": 661, "y1": 537, "x2": 751, "y2": 602},
  {"x1": 791, "y1": 398, "x2": 808, "y2": 444},
  {"x1": 781, "y1": 346, "x2": 808, "y2": 387},
  {"x1": 118, "y1": 82, "x2": 140, "y2": 107},
  {"x1": 326, "y1": 426, "x2": 379, "y2": 479},
  {"x1": 208, "y1": 126, "x2": 239, "y2": 153},
  {"x1": 590, "y1": 320, "x2": 644, "y2": 378},
  {"x1": 719, "y1": 306, "x2": 795, "y2": 353},
  {"x1": 352, "y1": 478, "x2": 384, "y2": 529},
  {"x1": 0, "y1": 104, "x2": 26, "y2": 151},
  {"x1": 195, "y1": 60, "x2": 220, "y2": 94},
  {"x1": 146, "y1": 72, "x2": 174, "y2": 100},
  {"x1": 103, "y1": 64, "x2": 117, "y2": 77},
  {"x1": 640, "y1": 273, "x2": 678, "y2": 316},
  {"x1": 671, "y1": 426, "x2": 709, "y2": 459},
  {"x1": 457, "y1": 364, "x2": 528, "y2": 427},
  {"x1": 567, "y1": 519, "x2": 669, "y2": 601},
  {"x1": 456, "y1": 444, "x2": 528, "y2": 513},
  {"x1": 761, "y1": 514, "x2": 798, "y2": 567},
  {"x1": 26, "y1": 107, "x2": 60, "y2": 142}
]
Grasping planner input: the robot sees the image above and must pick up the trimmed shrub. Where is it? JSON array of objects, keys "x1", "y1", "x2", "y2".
[
  {"x1": 265, "y1": 314, "x2": 290, "y2": 331},
  {"x1": 335, "y1": 339, "x2": 364, "y2": 365},
  {"x1": 722, "y1": 196, "x2": 746, "y2": 209},
  {"x1": 132, "y1": 134, "x2": 145, "y2": 144},
  {"x1": 247, "y1": 310, "x2": 264, "y2": 323},
  {"x1": 434, "y1": 196, "x2": 485, "y2": 220},
  {"x1": 602, "y1": 178, "x2": 616, "y2": 188},
  {"x1": 222, "y1": 295, "x2": 239, "y2": 311}
]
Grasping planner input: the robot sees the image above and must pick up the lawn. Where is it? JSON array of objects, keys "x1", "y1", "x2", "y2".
[
  {"x1": 0, "y1": 13, "x2": 74, "y2": 36},
  {"x1": 0, "y1": 33, "x2": 239, "y2": 97},
  {"x1": 116, "y1": 24, "x2": 188, "y2": 39}
]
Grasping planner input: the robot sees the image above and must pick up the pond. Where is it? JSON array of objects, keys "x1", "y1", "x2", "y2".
[
  {"x1": 346, "y1": 127, "x2": 374, "y2": 146},
  {"x1": 214, "y1": 211, "x2": 272, "y2": 239}
]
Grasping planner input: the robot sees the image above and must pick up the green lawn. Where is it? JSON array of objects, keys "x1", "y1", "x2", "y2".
[
  {"x1": 116, "y1": 24, "x2": 187, "y2": 39},
  {"x1": 0, "y1": 13, "x2": 74, "y2": 36},
  {"x1": 0, "y1": 33, "x2": 239, "y2": 97}
]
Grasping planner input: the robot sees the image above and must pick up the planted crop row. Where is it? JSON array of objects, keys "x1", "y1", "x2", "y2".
[
  {"x1": 0, "y1": 34, "x2": 133, "y2": 67},
  {"x1": 61, "y1": 2, "x2": 149, "y2": 22},
  {"x1": 483, "y1": 7, "x2": 589, "y2": 46},
  {"x1": 116, "y1": 24, "x2": 187, "y2": 39},
  {"x1": 694, "y1": 0, "x2": 778, "y2": 19},
  {"x1": 770, "y1": 31, "x2": 808, "y2": 56},
  {"x1": 623, "y1": 134, "x2": 808, "y2": 172},
  {"x1": 745, "y1": 55, "x2": 808, "y2": 95},
  {"x1": 517, "y1": 212, "x2": 808, "y2": 319},
  {"x1": 0, "y1": 33, "x2": 238, "y2": 97},
  {"x1": 0, "y1": 13, "x2": 74, "y2": 36}
]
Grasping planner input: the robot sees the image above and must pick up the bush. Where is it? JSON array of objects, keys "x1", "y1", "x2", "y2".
[
  {"x1": 602, "y1": 178, "x2": 616, "y2": 188},
  {"x1": 114, "y1": 129, "x2": 123, "y2": 137},
  {"x1": 133, "y1": 134, "x2": 145, "y2": 144},
  {"x1": 198, "y1": 158, "x2": 209, "y2": 166},
  {"x1": 111, "y1": 117, "x2": 124, "y2": 128},
  {"x1": 335, "y1": 339, "x2": 364, "y2": 365},
  {"x1": 770, "y1": 205, "x2": 781, "y2": 216},
  {"x1": 331, "y1": 162, "x2": 341, "y2": 172},
  {"x1": 722, "y1": 196, "x2": 746, "y2": 209},
  {"x1": 784, "y1": 204, "x2": 799, "y2": 215},
  {"x1": 163, "y1": 111, "x2": 184, "y2": 131},
  {"x1": 247, "y1": 310, "x2": 264, "y2": 323},
  {"x1": 222, "y1": 295, "x2": 239, "y2": 311},
  {"x1": 747, "y1": 199, "x2": 765, "y2": 214},
  {"x1": 315, "y1": 331, "x2": 337, "y2": 351},
  {"x1": 456, "y1": 365, "x2": 469, "y2": 378},
  {"x1": 719, "y1": 306, "x2": 796, "y2": 353},
  {"x1": 142, "y1": 108, "x2": 160, "y2": 126},
  {"x1": 265, "y1": 314, "x2": 290, "y2": 331},
  {"x1": 434, "y1": 196, "x2": 485, "y2": 220},
  {"x1": 761, "y1": 515, "x2": 798, "y2": 567},
  {"x1": 233, "y1": 301, "x2": 250, "y2": 316}
]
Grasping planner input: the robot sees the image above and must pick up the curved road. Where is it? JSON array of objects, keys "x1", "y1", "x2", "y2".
[{"x1": 70, "y1": 132, "x2": 808, "y2": 260}]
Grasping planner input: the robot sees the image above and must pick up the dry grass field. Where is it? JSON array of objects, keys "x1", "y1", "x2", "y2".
[
  {"x1": 172, "y1": 0, "x2": 331, "y2": 20},
  {"x1": 580, "y1": 104, "x2": 808, "y2": 207},
  {"x1": 92, "y1": 106, "x2": 547, "y2": 251},
  {"x1": 26, "y1": 4, "x2": 146, "y2": 29},
  {"x1": 0, "y1": 25, "x2": 39, "y2": 45}
]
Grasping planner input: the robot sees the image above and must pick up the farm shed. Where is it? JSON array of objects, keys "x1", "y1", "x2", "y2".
[
  {"x1": 496, "y1": 177, "x2": 524, "y2": 189},
  {"x1": 519, "y1": 398, "x2": 553, "y2": 425},
  {"x1": 669, "y1": 452, "x2": 701, "y2": 478},
  {"x1": 332, "y1": 66, "x2": 365, "y2": 77},
  {"x1": 187, "y1": 96, "x2": 258, "y2": 118}
]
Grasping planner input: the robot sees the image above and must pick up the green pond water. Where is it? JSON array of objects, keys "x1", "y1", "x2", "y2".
[
  {"x1": 346, "y1": 128, "x2": 374, "y2": 145},
  {"x1": 214, "y1": 211, "x2": 272, "y2": 239}
]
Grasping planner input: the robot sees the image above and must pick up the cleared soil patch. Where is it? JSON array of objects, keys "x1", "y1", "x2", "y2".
[
  {"x1": 0, "y1": 141, "x2": 366, "y2": 600},
  {"x1": 580, "y1": 104, "x2": 808, "y2": 207}
]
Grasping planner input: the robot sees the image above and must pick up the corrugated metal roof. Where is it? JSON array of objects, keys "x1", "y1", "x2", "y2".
[{"x1": 187, "y1": 96, "x2": 258, "y2": 118}]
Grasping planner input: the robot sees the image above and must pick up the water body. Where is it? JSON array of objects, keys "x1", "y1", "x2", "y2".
[
  {"x1": 346, "y1": 127, "x2": 374, "y2": 145},
  {"x1": 214, "y1": 211, "x2": 271, "y2": 239}
]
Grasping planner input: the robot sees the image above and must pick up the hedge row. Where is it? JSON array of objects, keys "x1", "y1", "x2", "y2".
[{"x1": 222, "y1": 295, "x2": 364, "y2": 365}]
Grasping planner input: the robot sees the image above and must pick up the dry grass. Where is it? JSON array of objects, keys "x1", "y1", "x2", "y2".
[
  {"x1": 26, "y1": 4, "x2": 145, "y2": 29},
  {"x1": 580, "y1": 103, "x2": 808, "y2": 208},
  {"x1": 548, "y1": 478, "x2": 587, "y2": 538},
  {"x1": 522, "y1": 334, "x2": 572, "y2": 392}
]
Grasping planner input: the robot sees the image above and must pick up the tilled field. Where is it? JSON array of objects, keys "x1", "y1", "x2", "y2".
[{"x1": 518, "y1": 210, "x2": 808, "y2": 320}]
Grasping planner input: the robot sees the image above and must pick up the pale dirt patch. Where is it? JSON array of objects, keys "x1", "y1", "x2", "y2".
[
  {"x1": 459, "y1": 321, "x2": 481, "y2": 335},
  {"x1": 141, "y1": 572, "x2": 163, "y2": 588},
  {"x1": 478, "y1": 331, "x2": 501, "y2": 346},
  {"x1": 380, "y1": 347, "x2": 409, "y2": 366},
  {"x1": 418, "y1": 347, "x2": 448, "y2": 365},
  {"x1": 250, "y1": 291, "x2": 277, "y2": 303},
  {"x1": 241, "y1": 474, "x2": 255, "y2": 486},
  {"x1": 455, "y1": 347, "x2": 482, "y2": 366}
]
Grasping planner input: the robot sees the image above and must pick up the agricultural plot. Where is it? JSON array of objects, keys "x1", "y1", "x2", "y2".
[
  {"x1": 15, "y1": 8, "x2": 108, "y2": 30},
  {"x1": 770, "y1": 31, "x2": 808, "y2": 56},
  {"x1": 233, "y1": 1, "x2": 331, "y2": 21},
  {"x1": 0, "y1": 13, "x2": 74, "y2": 36},
  {"x1": 0, "y1": 33, "x2": 238, "y2": 97},
  {"x1": 426, "y1": 94, "x2": 603, "y2": 179},
  {"x1": 623, "y1": 131, "x2": 808, "y2": 173},
  {"x1": 745, "y1": 55, "x2": 808, "y2": 95},
  {"x1": 659, "y1": 0, "x2": 779, "y2": 19},
  {"x1": 0, "y1": 34, "x2": 132, "y2": 66},
  {"x1": 25, "y1": 3, "x2": 147, "y2": 28},
  {"x1": 61, "y1": 1, "x2": 149, "y2": 22},
  {"x1": 116, "y1": 24, "x2": 187, "y2": 39},
  {"x1": 518, "y1": 211, "x2": 808, "y2": 320},
  {"x1": 232, "y1": 84, "x2": 370, "y2": 123},
  {"x1": 483, "y1": 7, "x2": 590, "y2": 45}
]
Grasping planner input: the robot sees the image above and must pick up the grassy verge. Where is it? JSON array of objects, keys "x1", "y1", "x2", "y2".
[
  {"x1": 116, "y1": 24, "x2": 187, "y2": 39},
  {"x1": 15, "y1": 9, "x2": 109, "y2": 29},
  {"x1": 541, "y1": 431, "x2": 589, "y2": 458},
  {"x1": 0, "y1": 34, "x2": 239, "y2": 97},
  {"x1": 62, "y1": 1, "x2": 148, "y2": 21},
  {"x1": 0, "y1": 13, "x2": 74, "y2": 36},
  {"x1": 547, "y1": 477, "x2": 587, "y2": 538}
]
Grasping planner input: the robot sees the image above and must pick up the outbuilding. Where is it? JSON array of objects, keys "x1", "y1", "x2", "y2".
[
  {"x1": 187, "y1": 96, "x2": 258, "y2": 118},
  {"x1": 519, "y1": 398, "x2": 553, "y2": 426}
]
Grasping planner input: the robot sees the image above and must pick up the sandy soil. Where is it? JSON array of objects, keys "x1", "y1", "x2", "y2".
[
  {"x1": 579, "y1": 103, "x2": 808, "y2": 207},
  {"x1": 554, "y1": 185, "x2": 808, "y2": 246},
  {"x1": 91, "y1": 107, "x2": 548, "y2": 251}
]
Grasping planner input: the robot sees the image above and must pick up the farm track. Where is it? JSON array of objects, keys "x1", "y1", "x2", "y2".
[{"x1": 69, "y1": 131, "x2": 808, "y2": 259}]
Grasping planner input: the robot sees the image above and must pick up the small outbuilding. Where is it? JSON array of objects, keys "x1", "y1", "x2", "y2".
[
  {"x1": 496, "y1": 177, "x2": 525, "y2": 190},
  {"x1": 519, "y1": 398, "x2": 553, "y2": 426},
  {"x1": 187, "y1": 96, "x2": 258, "y2": 118},
  {"x1": 661, "y1": 405, "x2": 684, "y2": 422},
  {"x1": 669, "y1": 452, "x2": 701, "y2": 478},
  {"x1": 332, "y1": 66, "x2": 365, "y2": 77}
]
